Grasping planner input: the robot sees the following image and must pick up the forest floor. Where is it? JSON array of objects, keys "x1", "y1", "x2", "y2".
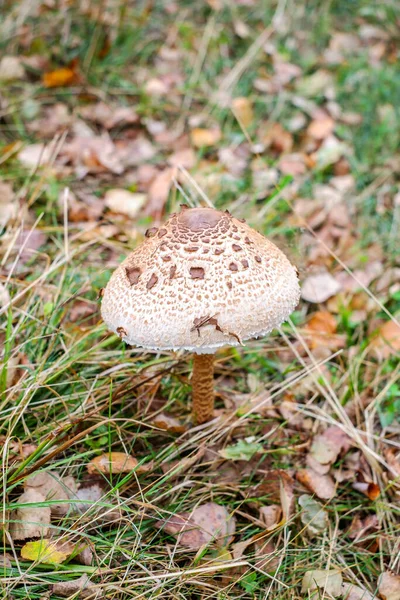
[{"x1": 1, "y1": 1, "x2": 400, "y2": 598}]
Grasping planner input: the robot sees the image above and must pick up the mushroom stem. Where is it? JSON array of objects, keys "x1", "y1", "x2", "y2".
[{"x1": 192, "y1": 354, "x2": 215, "y2": 424}]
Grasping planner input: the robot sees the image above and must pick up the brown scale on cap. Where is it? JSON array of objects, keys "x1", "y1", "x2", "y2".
[
  {"x1": 125, "y1": 266, "x2": 141, "y2": 285},
  {"x1": 146, "y1": 273, "x2": 158, "y2": 290},
  {"x1": 101, "y1": 206, "x2": 300, "y2": 353},
  {"x1": 190, "y1": 267, "x2": 205, "y2": 279}
]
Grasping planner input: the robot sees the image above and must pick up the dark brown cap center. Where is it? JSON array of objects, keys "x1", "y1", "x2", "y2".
[{"x1": 177, "y1": 207, "x2": 225, "y2": 232}]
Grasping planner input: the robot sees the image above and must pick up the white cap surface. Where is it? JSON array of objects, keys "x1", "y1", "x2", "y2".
[{"x1": 101, "y1": 207, "x2": 300, "y2": 354}]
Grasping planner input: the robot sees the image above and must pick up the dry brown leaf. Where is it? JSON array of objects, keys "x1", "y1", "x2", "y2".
[
  {"x1": 28, "y1": 103, "x2": 72, "y2": 137},
  {"x1": 68, "y1": 300, "x2": 97, "y2": 325},
  {"x1": 145, "y1": 167, "x2": 177, "y2": 220},
  {"x1": 278, "y1": 153, "x2": 307, "y2": 176},
  {"x1": 254, "y1": 538, "x2": 280, "y2": 572},
  {"x1": 352, "y1": 481, "x2": 380, "y2": 501},
  {"x1": 371, "y1": 321, "x2": 400, "y2": 360},
  {"x1": 231, "y1": 97, "x2": 253, "y2": 128},
  {"x1": 10, "y1": 489, "x2": 51, "y2": 540},
  {"x1": 104, "y1": 189, "x2": 146, "y2": 219},
  {"x1": 79, "y1": 101, "x2": 138, "y2": 128},
  {"x1": 259, "y1": 505, "x2": 281, "y2": 530},
  {"x1": 156, "y1": 502, "x2": 235, "y2": 549},
  {"x1": 151, "y1": 413, "x2": 187, "y2": 433},
  {"x1": 42, "y1": 67, "x2": 77, "y2": 88},
  {"x1": 53, "y1": 574, "x2": 97, "y2": 599},
  {"x1": 18, "y1": 144, "x2": 53, "y2": 168},
  {"x1": 301, "y1": 272, "x2": 342, "y2": 303},
  {"x1": 114, "y1": 137, "x2": 156, "y2": 168},
  {"x1": 348, "y1": 514, "x2": 379, "y2": 542},
  {"x1": 168, "y1": 148, "x2": 196, "y2": 169},
  {"x1": 309, "y1": 426, "x2": 352, "y2": 466},
  {"x1": 67, "y1": 190, "x2": 104, "y2": 222},
  {"x1": 87, "y1": 452, "x2": 138, "y2": 474},
  {"x1": 252, "y1": 470, "x2": 295, "y2": 520},
  {"x1": 13, "y1": 229, "x2": 47, "y2": 265},
  {"x1": 191, "y1": 127, "x2": 221, "y2": 148},
  {"x1": 378, "y1": 572, "x2": 400, "y2": 600},
  {"x1": 307, "y1": 115, "x2": 335, "y2": 140},
  {"x1": 24, "y1": 471, "x2": 77, "y2": 516},
  {"x1": 260, "y1": 122, "x2": 293, "y2": 154},
  {"x1": 341, "y1": 582, "x2": 374, "y2": 600},
  {"x1": 296, "y1": 468, "x2": 336, "y2": 500},
  {"x1": 62, "y1": 134, "x2": 124, "y2": 176},
  {"x1": 301, "y1": 569, "x2": 343, "y2": 597}
]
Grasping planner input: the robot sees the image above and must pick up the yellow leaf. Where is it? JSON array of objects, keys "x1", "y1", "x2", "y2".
[
  {"x1": 231, "y1": 97, "x2": 253, "y2": 128},
  {"x1": 21, "y1": 539, "x2": 73, "y2": 565},
  {"x1": 191, "y1": 128, "x2": 221, "y2": 148},
  {"x1": 42, "y1": 68, "x2": 76, "y2": 88}
]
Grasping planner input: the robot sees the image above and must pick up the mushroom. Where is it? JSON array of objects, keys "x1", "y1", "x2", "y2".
[{"x1": 101, "y1": 206, "x2": 300, "y2": 424}]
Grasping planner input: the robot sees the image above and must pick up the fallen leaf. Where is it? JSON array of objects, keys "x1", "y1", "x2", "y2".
[
  {"x1": 21, "y1": 538, "x2": 75, "y2": 565},
  {"x1": 348, "y1": 514, "x2": 379, "y2": 542},
  {"x1": 296, "y1": 468, "x2": 336, "y2": 500},
  {"x1": 79, "y1": 101, "x2": 138, "y2": 128},
  {"x1": 42, "y1": 67, "x2": 77, "y2": 88},
  {"x1": 378, "y1": 572, "x2": 400, "y2": 600},
  {"x1": 301, "y1": 569, "x2": 343, "y2": 597},
  {"x1": 232, "y1": 97, "x2": 253, "y2": 128},
  {"x1": 251, "y1": 470, "x2": 295, "y2": 519},
  {"x1": 62, "y1": 134, "x2": 124, "y2": 176},
  {"x1": 259, "y1": 505, "x2": 281, "y2": 530},
  {"x1": 298, "y1": 494, "x2": 328, "y2": 536},
  {"x1": 28, "y1": 103, "x2": 72, "y2": 137},
  {"x1": 9, "y1": 489, "x2": 51, "y2": 540},
  {"x1": 76, "y1": 545, "x2": 93, "y2": 566},
  {"x1": 168, "y1": 148, "x2": 196, "y2": 169},
  {"x1": 13, "y1": 229, "x2": 47, "y2": 264},
  {"x1": 104, "y1": 189, "x2": 146, "y2": 219},
  {"x1": 255, "y1": 539, "x2": 280, "y2": 572},
  {"x1": 309, "y1": 426, "x2": 352, "y2": 466},
  {"x1": 307, "y1": 115, "x2": 335, "y2": 140},
  {"x1": 18, "y1": 144, "x2": 54, "y2": 168},
  {"x1": 156, "y1": 502, "x2": 236, "y2": 549},
  {"x1": 145, "y1": 167, "x2": 177, "y2": 220},
  {"x1": 301, "y1": 272, "x2": 342, "y2": 303},
  {"x1": 352, "y1": 481, "x2": 380, "y2": 501},
  {"x1": 191, "y1": 127, "x2": 221, "y2": 148},
  {"x1": 0, "y1": 554, "x2": 12, "y2": 568},
  {"x1": 0, "y1": 56, "x2": 25, "y2": 81},
  {"x1": 53, "y1": 574, "x2": 96, "y2": 598},
  {"x1": 87, "y1": 452, "x2": 138, "y2": 474},
  {"x1": 116, "y1": 137, "x2": 156, "y2": 168},
  {"x1": 24, "y1": 471, "x2": 77, "y2": 516},
  {"x1": 371, "y1": 321, "x2": 400, "y2": 360},
  {"x1": 219, "y1": 439, "x2": 262, "y2": 461},
  {"x1": 279, "y1": 153, "x2": 307, "y2": 176},
  {"x1": 260, "y1": 122, "x2": 293, "y2": 154},
  {"x1": 151, "y1": 413, "x2": 187, "y2": 433},
  {"x1": 341, "y1": 582, "x2": 374, "y2": 600}
]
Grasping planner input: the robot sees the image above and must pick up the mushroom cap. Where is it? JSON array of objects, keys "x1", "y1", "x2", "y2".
[{"x1": 101, "y1": 207, "x2": 300, "y2": 354}]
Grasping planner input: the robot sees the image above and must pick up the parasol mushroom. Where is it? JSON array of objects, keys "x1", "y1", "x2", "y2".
[{"x1": 101, "y1": 206, "x2": 300, "y2": 423}]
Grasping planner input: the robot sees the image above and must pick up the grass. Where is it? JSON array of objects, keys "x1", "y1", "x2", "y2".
[{"x1": 1, "y1": 0, "x2": 400, "y2": 598}]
